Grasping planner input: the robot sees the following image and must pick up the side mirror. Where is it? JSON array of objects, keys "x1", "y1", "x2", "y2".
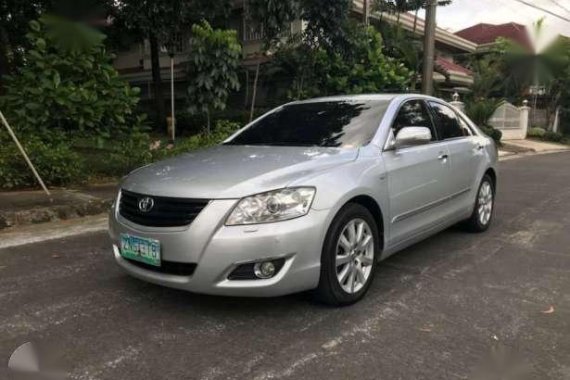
[{"x1": 394, "y1": 126, "x2": 432, "y2": 149}]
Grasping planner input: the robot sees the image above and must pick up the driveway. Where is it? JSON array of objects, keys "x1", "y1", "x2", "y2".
[{"x1": 1, "y1": 152, "x2": 570, "y2": 380}]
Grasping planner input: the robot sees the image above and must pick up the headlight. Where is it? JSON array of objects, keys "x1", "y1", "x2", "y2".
[{"x1": 226, "y1": 187, "x2": 316, "y2": 226}]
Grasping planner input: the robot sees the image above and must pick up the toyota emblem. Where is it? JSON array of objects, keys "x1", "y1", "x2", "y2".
[{"x1": 138, "y1": 197, "x2": 154, "y2": 213}]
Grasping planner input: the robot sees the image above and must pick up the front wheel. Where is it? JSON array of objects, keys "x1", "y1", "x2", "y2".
[
  {"x1": 464, "y1": 174, "x2": 495, "y2": 232},
  {"x1": 314, "y1": 203, "x2": 380, "y2": 306}
]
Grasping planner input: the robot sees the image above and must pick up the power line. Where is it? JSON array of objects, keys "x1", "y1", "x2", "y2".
[
  {"x1": 508, "y1": 0, "x2": 570, "y2": 23},
  {"x1": 547, "y1": 0, "x2": 570, "y2": 14}
]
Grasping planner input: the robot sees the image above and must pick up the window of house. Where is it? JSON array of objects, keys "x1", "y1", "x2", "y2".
[{"x1": 392, "y1": 100, "x2": 437, "y2": 141}]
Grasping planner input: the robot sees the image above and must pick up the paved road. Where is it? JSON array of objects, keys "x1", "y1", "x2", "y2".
[{"x1": 2, "y1": 152, "x2": 570, "y2": 380}]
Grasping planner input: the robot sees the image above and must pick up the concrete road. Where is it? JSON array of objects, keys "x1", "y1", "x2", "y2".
[{"x1": 1, "y1": 152, "x2": 570, "y2": 380}]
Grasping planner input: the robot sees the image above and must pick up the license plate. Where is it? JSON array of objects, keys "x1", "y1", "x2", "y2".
[{"x1": 120, "y1": 234, "x2": 161, "y2": 267}]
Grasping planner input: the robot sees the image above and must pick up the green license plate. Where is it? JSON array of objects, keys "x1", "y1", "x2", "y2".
[{"x1": 120, "y1": 234, "x2": 161, "y2": 267}]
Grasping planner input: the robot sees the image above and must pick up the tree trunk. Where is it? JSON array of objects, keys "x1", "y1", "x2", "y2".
[
  {"x1": 149, "y1": 33, "x2": 166, "y2": 131},
  {"x1": 0, "y1": 27, "x2": 11, "y2": 94},
  {"x1": 244, "y1": 69, "x2": 250, "y2": 108},
  {"x1": 249, "y1": 60, "x2": 260, "y2": 122},
  {"x1": 413, "y1": 9, "x2": 420, "y2": 34},
  {"x1": 206, "y1": 109, "x2": 211, "y2": 135}
]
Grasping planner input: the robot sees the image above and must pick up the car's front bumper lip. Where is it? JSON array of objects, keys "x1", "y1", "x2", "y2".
[{"x1": 109, "y1": 200, "x2": 330, "y2": 297}]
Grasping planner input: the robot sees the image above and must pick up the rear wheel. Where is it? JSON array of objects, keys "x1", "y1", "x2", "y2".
[
  {"x1": 314, "y1": 203, "x2": 380, "y2": 306},
  {"x1": 464, "y1": 174, "x2": 495, "y2": 232}
]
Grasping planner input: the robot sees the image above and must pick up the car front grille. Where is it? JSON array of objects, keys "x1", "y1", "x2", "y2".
[
  {"x1": 119, "y1": 189, "x2": 209, "y2": 227},
  {"x1": 124, "y1": 258, "x2": 197, "y2": 276}
]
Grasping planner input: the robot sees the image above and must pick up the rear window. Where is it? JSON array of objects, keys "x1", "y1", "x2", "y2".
[{"x1": 226, "y1": 100, "x2": 391, "y2": 148}]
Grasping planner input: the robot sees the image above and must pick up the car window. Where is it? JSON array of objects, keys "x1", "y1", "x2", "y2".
[
  {"x1": 392, "y1": 100, "x2": 437, "y2": 141},
  {"x1": 429, "y1": 102, "x2": 467, "y2": 140},
  {"x1": 457, "y1": 115, "x2": 474, "y2": 136},
  {"x1": 226, "y1": 100, "x2": 391, "y2": 148}
]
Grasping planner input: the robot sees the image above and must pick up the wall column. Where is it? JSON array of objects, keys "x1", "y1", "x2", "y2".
[
  {"x1": 519, "y1": 100, "x2": 530, "y2": 139},
  {"x1": 449, "y1": 92, "x2": 465, "y2": 113}
]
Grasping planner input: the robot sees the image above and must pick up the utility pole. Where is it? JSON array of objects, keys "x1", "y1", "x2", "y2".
[
  {"x1": 363, "y1": 0, "x2": 370, "y2": 25},
  {"x1": 169, "y1": 52, "x2": 176, "y2": 143},
  {"x1": 421, "y1": 0, "x2": 437, "y2": 95},
  {"x1": 0, "y1": 110, "x2": 51, "y2": 198}
]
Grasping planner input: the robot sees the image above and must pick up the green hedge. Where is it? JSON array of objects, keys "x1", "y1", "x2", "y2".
[
  {"x1": 480, "y1": 125, "x2": 502, "y2": 145},
  {"x1": 528, "y1": 127, "x2": 566, "y2": 143},
  {"x1": 528, "y1": 127, "x2": 546, "y2": 138},
  {"x1": 0, "y1": 135, "x2": 86, "y2": 189}
]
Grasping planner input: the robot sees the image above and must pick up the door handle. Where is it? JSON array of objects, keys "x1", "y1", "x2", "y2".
[
  {"x1": 476, "y1": 144, "x2": 484, "y2": 151},
  {"x1": 438, "y1": 153, "x2": 448, "y2": 161}
]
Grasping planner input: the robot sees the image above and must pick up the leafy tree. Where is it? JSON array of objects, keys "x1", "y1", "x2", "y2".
[
  {"x1": 111, "y1": 0, "x2": 231, "y2": 130},
  {"x1": 542, "y1": 36, "x2": 570, "y2": 132},
  {"x1": 274, "y1": 23, "x2": 411, "y2": 99},
  {"x1": 186, "y1": 21, "x2": 241, "y2": 133},
  {"x1": 301, "y1": 0, "x2": 352, "y2": 52},
  {"x1": 248, "y1": 0, "x2": 298, "y2": 48},
  {"x1": 373, "y1": 0, "x2": 452, "y2": 31},
  {"x1": 0, "y1": 0, "x2": 51, "y2": 90},
  {"x1": 247, "y1": 0, "x2": 299, "y2": 120},
  {"x1": 0, "y1": 0, "x2": 116, "y2": 91},
  {"x1": 0, "y1": 15, "x2": 143, "y2": 137},
  {"x1": 468, "y1": 56, "x2": 504, "y2": 100}
]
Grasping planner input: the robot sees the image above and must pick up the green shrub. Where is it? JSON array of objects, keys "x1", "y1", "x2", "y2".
[
  {"x1": 104, "y1": 131, "x2": 153, "y2": 176},
  {"x1": 0, "y1": 134, "x2": 86, "y2": 189},
  {"x1": 480, "y1": 125, "x2": 502, "y2": 144},
  {"x1": 528, "y1": 127, "x2": 546, "y2": 138},
  {"x1": 465, "y1": 99, "x2": 500, "y2": 126},
  {"x1": 71, "y1": 130, "x2": 153, "y2": 178},
  {"x1": 543, "y1": 131, "x2": 564, "y2": 143},
  {"x1": 152, "y1": 120, "x2": 241, "y2": 160},
  {"x1": 0, "y1": 15, "x2": 144, "y2": 138}
]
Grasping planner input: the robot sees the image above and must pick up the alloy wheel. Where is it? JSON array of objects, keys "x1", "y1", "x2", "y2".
[
  {"x1": 335, "y1": 218, "x2": 375, "y2": 294},
  {"x1": 478, "y1": 181, "x2": 493, "y2": 226}
]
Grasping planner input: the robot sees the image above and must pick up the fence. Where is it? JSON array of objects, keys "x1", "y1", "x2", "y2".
[{"x1": 488, "y1": 101, "x2": 530, "y2": 140}]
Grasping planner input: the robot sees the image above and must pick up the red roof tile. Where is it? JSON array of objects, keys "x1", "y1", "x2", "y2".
[
  {"x1": 455, "y1": 22, "x2": 534, "y2": 52},
  {"x1": 435, "y1": 57, "x2": 473, "y2": 76}
]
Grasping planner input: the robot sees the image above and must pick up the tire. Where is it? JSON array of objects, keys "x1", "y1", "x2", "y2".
[
  {"x1": 464, "y1": 174, "x2": 495, "y2": 233},
  {"x1": 314, "y1": 203, "x2": 380, "y2": 306}
]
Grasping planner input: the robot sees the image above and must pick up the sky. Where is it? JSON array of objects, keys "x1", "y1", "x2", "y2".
[{"x1": 420, "y1": 0, "x2": 570, "y2": 50}]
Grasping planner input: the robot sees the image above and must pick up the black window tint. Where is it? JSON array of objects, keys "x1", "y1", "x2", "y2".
[
  {"x1": 227, "y1": 100, "x2": 390, "y2": 148},
  {"x1": 457, "y1": 116, "x2": 473, "y2": 136},
  {"x1": 392, "y1": 100, "x2": 437, "y2": 141},
  {"x1": 429, "y1": 102, "x2": 466, "y2": 140}
]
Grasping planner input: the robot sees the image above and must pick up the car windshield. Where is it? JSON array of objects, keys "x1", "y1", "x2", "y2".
[{"x1": 226, "y1": 100, "x2": 391, "y2": 148}]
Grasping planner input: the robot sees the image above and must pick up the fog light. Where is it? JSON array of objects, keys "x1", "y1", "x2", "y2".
[{"x1": 254, "y1": 261, "x2": 276, "y2": 279}]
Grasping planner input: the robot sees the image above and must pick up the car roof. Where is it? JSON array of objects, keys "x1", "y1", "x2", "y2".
[{"x1": 290, "y1": 93, "x2": 444, "y2": 105}]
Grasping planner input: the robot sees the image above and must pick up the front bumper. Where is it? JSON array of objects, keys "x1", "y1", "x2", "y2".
[{"x1": 108, "y1": 199, "x2": 330, "y2": 297}]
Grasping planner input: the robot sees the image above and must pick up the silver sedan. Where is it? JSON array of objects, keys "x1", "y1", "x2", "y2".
[{"x1": 108, "y1": 94, "x2": 498, "y2": 305}]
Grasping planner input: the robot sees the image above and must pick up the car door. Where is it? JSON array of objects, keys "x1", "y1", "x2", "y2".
[
  {"x1": 383, "y1": 99, "x2": 452, "y2": 247},
  {"x1": 428, "y1": 102, "x2": 482, "y2": 214}
]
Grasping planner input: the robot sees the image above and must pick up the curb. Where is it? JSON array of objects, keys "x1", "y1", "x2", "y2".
[
  {"x1": 498, "y1": 148, "x2": 570, "y2": 162},
  {"x1": 0, "y1": 194, "x2": 112, "y2": 230}
]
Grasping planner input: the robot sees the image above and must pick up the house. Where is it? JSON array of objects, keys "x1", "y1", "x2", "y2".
[
  {"x1": 350, "y1": 2, "x2": 476, "y2": 93},
  {"x1": 112, "y1": 1, "x2": 478, "y2": 107},
  {"x1": 455, "y1": 22, "x2": 534, "y2": 53}
]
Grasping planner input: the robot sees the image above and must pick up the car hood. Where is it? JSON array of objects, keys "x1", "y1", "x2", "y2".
[{"x1": 121, "y1": 145, "x2": 359, "y2": 199}]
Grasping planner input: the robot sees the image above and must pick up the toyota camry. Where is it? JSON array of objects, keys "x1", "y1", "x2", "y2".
[{"x1": 109, "y1": 94, "x2": 498, "y2": 305}]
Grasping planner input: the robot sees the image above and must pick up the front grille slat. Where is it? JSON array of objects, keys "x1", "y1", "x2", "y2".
[
  {"x1": 119, "y1": 189, "x2": 209, "y2": 227},
  {"x1": 124, "y1": 257, "x2": 197, "y2": 276}
]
